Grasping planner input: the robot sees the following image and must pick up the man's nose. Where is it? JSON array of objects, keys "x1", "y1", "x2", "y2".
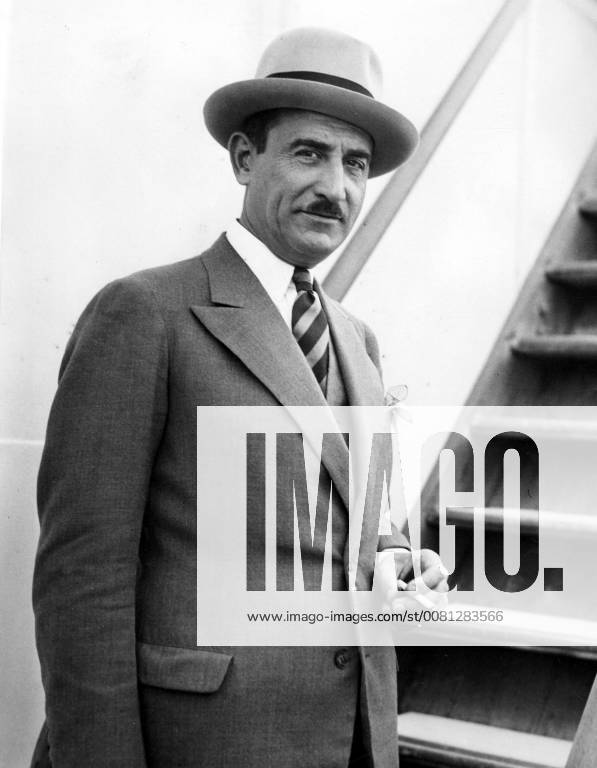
[{"x1": 314, "y1": 158, "x2": 347, "y2": 204}]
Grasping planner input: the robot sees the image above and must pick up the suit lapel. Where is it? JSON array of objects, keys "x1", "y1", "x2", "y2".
[
  {"x1": 191, "y1": 238, "x2": 390, "y2": 585},
  {"x1": 317, "y1": 287, "x2": 384, "y2": 407},
  {"x1": 317, "y1": 286, "x2": 388, "y2": 589},
  {"x1": 191, "y1": 238, "x2": 329, "y2": 408},
  {"x1": 190, "y1": 237, "x2": 351, "y2": 510}
]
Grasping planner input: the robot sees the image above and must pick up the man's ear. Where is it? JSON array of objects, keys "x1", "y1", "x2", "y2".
[{"x1": 228, "y1": 132, "x2": 255, "y2": 186}]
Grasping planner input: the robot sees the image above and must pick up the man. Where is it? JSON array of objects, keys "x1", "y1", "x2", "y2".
[{"x1": 32, "y1": 27, "x2": 446, "y2": 768}]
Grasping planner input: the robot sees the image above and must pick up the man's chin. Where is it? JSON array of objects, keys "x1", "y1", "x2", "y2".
[{"x1": 289, "y1": 233, "x2": 344, "y2": 266}]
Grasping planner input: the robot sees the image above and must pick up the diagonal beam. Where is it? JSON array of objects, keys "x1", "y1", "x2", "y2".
[{"x1": 323, "y1": 0, "x2": 531, "y2": 301}]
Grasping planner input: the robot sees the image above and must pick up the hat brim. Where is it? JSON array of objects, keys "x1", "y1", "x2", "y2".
[{"x1": 203, "y1": 78, "x2": 419, "y2": 178}]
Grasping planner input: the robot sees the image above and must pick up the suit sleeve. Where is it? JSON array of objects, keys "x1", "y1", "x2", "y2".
[
  {"x1": 361, "y1": 320, "x2": 411, "y2": 551},
  {"x1": 33, "y1": 276, "x2": 168, "y2": 767}
]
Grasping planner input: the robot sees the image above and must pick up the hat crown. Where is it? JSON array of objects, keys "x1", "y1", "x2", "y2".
[{"x1": 255, "y1": 27, "x2": 383, "y2": 99}]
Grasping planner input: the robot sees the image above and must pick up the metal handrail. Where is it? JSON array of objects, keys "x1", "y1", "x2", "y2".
[{"x1": 322, "y1": 0, "x2": 530, "y2": 301}]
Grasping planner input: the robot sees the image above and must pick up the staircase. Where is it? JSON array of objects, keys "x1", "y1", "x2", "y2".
[{"x1": 397, "y1": 141, "x2": 597, "y2": 768}]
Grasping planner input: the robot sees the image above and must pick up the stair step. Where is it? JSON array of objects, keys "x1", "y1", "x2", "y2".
[
  {"x1": 511, "y1": 334, "x2": 597, "y2": 360},
  {"x1": 579, "y1": 195, "x2": 597, "y2": 218},
  {"x1": 428, "y1": 506, "x2": 597, "y2": 539},
  {"x1": 398, "y1": 712, "x2": 572, "y2": 768},
  {"x1": 546, "y1": 262, "x2": 597, "y2": 287},
  {"x1": 416, "y1": 603, "x2": 597, "y2": 651},
  {"x1": 470, "y1": 413, "x2": 597, "y2": 442}
]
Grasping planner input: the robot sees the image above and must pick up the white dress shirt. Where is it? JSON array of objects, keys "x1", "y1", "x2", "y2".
[{"x1": 226, "y1": 219, "x2": 297, "y2": 328}]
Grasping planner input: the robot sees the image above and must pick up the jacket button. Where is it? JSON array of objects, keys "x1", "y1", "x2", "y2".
[{"x1": 334, "y1": 649, "x2": 350, "y2": 669}]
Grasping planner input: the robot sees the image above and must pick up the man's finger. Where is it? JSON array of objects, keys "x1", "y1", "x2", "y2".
[
  {"x1": 406, "y1": 563, "x2": 449, "y2": 591},
  {"x1": 391, "y1": 589, "x2": 448, "y2": 613}
]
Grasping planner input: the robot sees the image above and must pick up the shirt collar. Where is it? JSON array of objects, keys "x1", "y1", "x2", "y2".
[{"x1": 225, "y1": 220, "x2": 295, "y2": 306}]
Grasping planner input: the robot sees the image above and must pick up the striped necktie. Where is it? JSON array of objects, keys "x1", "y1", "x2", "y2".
[{"x1": 291, "y1": 267, "x2": 330, "y2": 392}]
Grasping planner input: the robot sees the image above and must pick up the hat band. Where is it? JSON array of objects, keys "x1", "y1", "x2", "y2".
[{"x1": 266, "y1": 71, "x2": 373, "y2": 98}]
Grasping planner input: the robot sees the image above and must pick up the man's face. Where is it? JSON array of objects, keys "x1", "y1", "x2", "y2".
[{"x1": 238, "y1": 110, "x2": 372, "y2": 268}]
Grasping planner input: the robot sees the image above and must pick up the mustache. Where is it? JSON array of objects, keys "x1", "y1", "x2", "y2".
[{"x1": 303, "y1": 200, "x2": 344, "y2": 220}]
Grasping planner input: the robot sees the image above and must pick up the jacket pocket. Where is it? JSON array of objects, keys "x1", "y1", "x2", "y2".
[{"x1": 137, "y1": 642, "x2": 233, "y2": 693}]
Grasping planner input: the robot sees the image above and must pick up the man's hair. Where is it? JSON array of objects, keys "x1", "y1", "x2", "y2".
[
  {"x1": 240, "y1": 109, "x2": 291, "y2": 153},
  {"x1": 240, "y1": 108, "x2": 375, "y2": 159}
]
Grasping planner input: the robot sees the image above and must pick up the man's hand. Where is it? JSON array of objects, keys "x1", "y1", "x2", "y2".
[
  {"x1": 388, "y1": 548, "x2": 449, "y2": 612},
  {"x1": 393, "y1": 548, "x2": 449, "y2": 591}
]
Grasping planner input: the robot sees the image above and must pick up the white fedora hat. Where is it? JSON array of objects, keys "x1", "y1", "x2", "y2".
[{"x1": 203, "y1": 27, "x2": 419, "y2": 178}]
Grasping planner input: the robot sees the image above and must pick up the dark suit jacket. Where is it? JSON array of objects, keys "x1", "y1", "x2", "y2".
[{"x1": 33, "y1": 235, "x2": 407, "y2": 767}]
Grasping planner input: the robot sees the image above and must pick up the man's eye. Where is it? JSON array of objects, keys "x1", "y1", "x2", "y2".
[
  {"x1": 297, "y1": 149, "x2": 320, "y2": 159},
  {"x1": 346, "y1": 158, "x2": 367, "y2": 172}
]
